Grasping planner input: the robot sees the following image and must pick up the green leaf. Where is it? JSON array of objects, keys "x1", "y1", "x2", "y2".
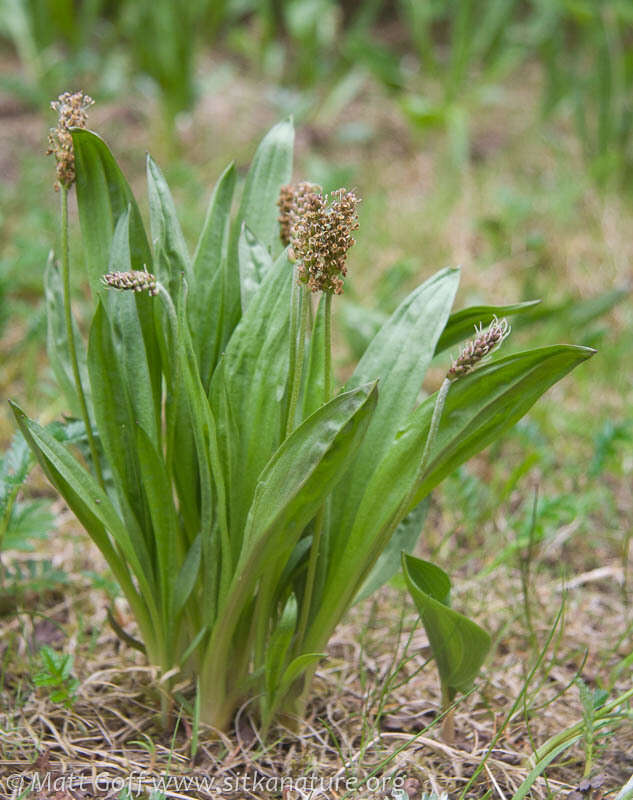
[
  {"x1": 87, "y1": 301, "x2": 150, "y2": 537},
  {"x1": 190, "y1": 162, "x2": 236, "y2": 389},
  {"x1": 147, "y1": 154, "x2": 191, "y2": 289},
  {"x1": 278, "y1": 652, "x2": 324, "y2": 697},
  {"x1": 108, "y1": 210, "x2": 161, "y2": 447},
  {"x1": 203, "y1": 384, "x2": 378, "y2": 690},
  {"x1": 10, "y1": 402, "x2": 157, "y2": 644},
  {"x1": 435, "y1": 299, "x2": 541, "y2": 354},
  {"x1": 173, "y1": 535, "x2": 202, "y2": 617},
  {"x1": 234, "y1": 118, "x2": 294, "y2": 256},
  {"x1": 332, "y1": 267, "x2": 460, "y2": 557},
  {"x1": 43, "y1": 252, "x2": 90, "y2": 416},
  {"x1": 135, "y1": 424, "x2": 180, "y2": 621},
  {"x1": 239, "y1": 224, "x2": 274, "y2": 312},
  {"x1": 265, "y1": 594, "x2": 298, "y2": 698},
  {"x1": 355, "y1": 497, "x2": 429, "y2": 604},
  {"x1": 72, "y1": 128, "x2": 151, "y2": 297},
  {"x1": 72, "y1": 131, "x2": 160, "y2": 421},
  {"x1": 242, "y1": 383, "x2": 378, "y2": 565},
  {"x1": 222, "y1": 119, "x2": 294, "y2": 348},
  {"x1": 211, "y1": 250, "x2": 294, "y2": 547},
  {"x1": 402, "y1": 553, "x2": 490, "y2": 698},
  {"x1": 306, "y1": 344, "x2": 594, "y2": 654}
]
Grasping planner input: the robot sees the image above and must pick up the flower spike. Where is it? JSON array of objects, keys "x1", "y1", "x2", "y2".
[
  {"x1": 447, "y1": 317, "x2": 510, "y2": 380},
  {"x1": 102, "y1": 269, "x2": 159, "y2": 296},
  {"x1": 46, "y1": 91, "x2": 94, "y2": 190}
]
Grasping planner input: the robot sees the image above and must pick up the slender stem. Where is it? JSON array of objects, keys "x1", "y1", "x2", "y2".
[
  {"x1": 417, "y1": 377, "x2": 451, "y2": 481},
  {"x1": 286, "y1": 266, "x2": 300, "y2": 429},
  {"x1": 324, "y1": 292, "x2": 333, "y2": 402},
  {"x1": 296, "y1": 291, "x2": 333, "y2": 650},
  {"x1": 285, "y1": 287, "x2": 310, "y2": 437},
  {"x1": 60, "y1": 187, "x2": 104, "y2": 490}
]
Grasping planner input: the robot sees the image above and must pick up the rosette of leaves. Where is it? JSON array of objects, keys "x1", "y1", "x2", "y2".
[{"x1": 12, "y1": 116, "x2": 594, "y2": 734}]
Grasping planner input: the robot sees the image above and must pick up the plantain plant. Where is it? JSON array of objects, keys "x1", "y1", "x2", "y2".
[{"x1": 12, "y1": 92, "x2": 594, "y2": 734}]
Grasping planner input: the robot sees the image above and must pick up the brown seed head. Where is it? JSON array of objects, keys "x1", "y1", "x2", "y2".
[
  {"x1": 46, "y1": 91, "x2": 94, "y2": 190},
  {"x1": 102, "y1": 270, "x2": 159, "y2": 296},
  {"x1": 289, "y1": 185, "x2": 360, "y2": 295},
  {"x1": 447, "y1": 317, "x2": 510, "y2": 380},
  {"x1": 277, "y1": 182, "x2": 321, "y2": 247}
]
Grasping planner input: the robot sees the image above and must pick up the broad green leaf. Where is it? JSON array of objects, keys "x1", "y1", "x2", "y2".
[
  {"x1": 147, "y1": 155, "x2": 191, "y2": 288},
  {"x1": 234, "y1": 118, "x2": 294, "y2": 256},
  {"x1": 173, "y1": 535, "x2": 202, "y2": 617},
  {"x1": 332, "y1": 267, "x2": 460, "y2": 558},
  {"x1": 238, "y1": 224, "x2": 274, "y2": 312},
  {"x1": 340, "y1": 299, "x2": 542, "y2": 363},
  {"x1": 108, "y1": 210, "x2": 161, "y2": 447},
  {"x1": 43, "y1": 252, "x2": 90, "y2": 417},
  {"x1": 87, "y1": 301, "x2": 150, "y2": 539},
  {"x1": 222, "y1": 119, "x2": 294, "y2": 348},
  {"x1": 435, "y1": 299, "x2": 541, "y2": 354},
  {"x1": 203, "y1": 383, "x2": 378, "y2": 689},
  {"x1": 278, "y1": 652, "x2": 324, "y2": 697},
  {"x1": 211, "y1": 250, "x2": 294, "y2": 546},
  {"x1": 243, "y1": 383, "x2": 378, "y2": 562},
  {"x1": 306, "y1": 345, "x2": 594, "y2": 653},
  {"x1": 266, "y1": 594, "x2": 297, "y2": 698},
  {"x1": 355, "y1": 497, "x2": 429, "y2": 604},
  {"x1": 72, "y1": 130, "x2": 160, "y2": 419},
  {"x1": 402, "y1": 553, "x2": 490, "y2": 698},
  {"x1": 10, "y1": 402, "x2": 157, "y2": 642},
  {"x1": 176, "y1": 284, "x2": 231, "y2": 617},
  {"x1": 135, "y1": 425, "x2": 180, "y2": 621},
  {"x1": 190, "y1": 162, "x2": 236, "y2": 389},
  {"x1": 72, "y1": 129, "x2": 151, "y2": 297}
]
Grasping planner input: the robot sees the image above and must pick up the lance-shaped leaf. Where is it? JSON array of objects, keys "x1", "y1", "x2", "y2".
[
  {"x1": 201, "y1": 383, "x2": 378, "y2": 699},
  {"x1": 435, "y1": 299, "x2": 540, "y2": 354},
  {"x1": 190, "y1": 162, "x2": 236, "y2": 389},
  {"x1": 88, "y1": 301, "x2": 151, "y2": 542},
  {"x1": 147, "y1": 155, "x2": 191, "y2": 289},
  {"x1": 331, "y1": 267, "x2": 460, "y2": 559},
  {"x1": 9, "y1": 402, "x2": 158, "y2": 642},
  {"x1": 305, "y1": 344, "x2": 594, "y2": 653},
  {"x1": 402, "y1": 553, "x2": 490, "y2": 698},
  {"x1": 211, "y1": 250, "x2": 293, "y2": 547},
  {"x1": 72, "y1": 130, "x2": 160, "y2": 418},
  {"x1": 222, "y1": 118, "x2": 294, "y2": 348},
  {"x1": 108, "y1": 210, "x2": 161, "y2": 447},
  {"x1": 72, "y1": 129, "x2": 151, "y2": 297},
  {"x1": 239, "y1": 223, "x2": 274, "y2": 312}
]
